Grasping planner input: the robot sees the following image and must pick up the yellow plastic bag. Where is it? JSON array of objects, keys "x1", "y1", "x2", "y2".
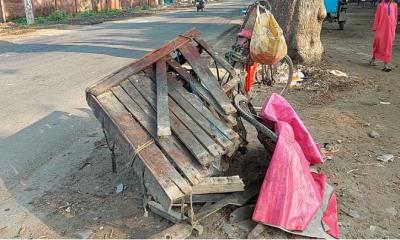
[{"x1": 250, "y1": 6, "x2": 287, "y2": 65}]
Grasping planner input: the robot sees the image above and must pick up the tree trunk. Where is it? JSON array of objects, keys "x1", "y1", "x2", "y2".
[
  {"x1": 269, "y1": 0, "x2": 327, "y2": 63},
  {"x1": 23, "y1": 0, "x2": 35, "y2": 24}
]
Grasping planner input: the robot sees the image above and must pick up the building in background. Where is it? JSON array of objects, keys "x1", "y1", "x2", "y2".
[{"x1": 0, "y1": 0, "x2": 187, "y2": 22}]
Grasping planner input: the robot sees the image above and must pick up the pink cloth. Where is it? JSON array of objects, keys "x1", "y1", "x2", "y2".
[
  {"x1": 372, "y1": 2, "x2": 398, "y2": 63},
  {"x1": 259, "y1": 93, "x2": 323, "y2": 165},
  {"x1": 322, "y1": 192, "x2": 339, "y2": 238},
  {"x1": 252, "y1": 94, "x2": 339, "y2": 238}
]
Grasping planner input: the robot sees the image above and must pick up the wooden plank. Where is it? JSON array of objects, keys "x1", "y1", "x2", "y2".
[
  {"x1": 167, "y1": 77, "x2": 241, "y2": 147},
  {"x1": 113, "y1": 83, "x2": 204, "y2": 185},
  {"x1": 166, "y1": 59, "x2": 237, "y2": 126},
  {"x1": 168, "y1": 78, "x2": 238, "y2": 154},
  {"x1": 193, "y1": 37, "x2": 241, "y2": 92},
  {"x1": 156, "y1": 59, "x2": 171, "y2": 137},
  {"x1": 87, "y1": 96, "x2": 133, "y2": 173},
  {"x1": 86, "y1": 28, "x2": 200, "y2": 97},
  {"x1": 194, "y1": 182, "x2": 260, "y2": 223},
  {"x1": 168, "y1": 98, "x2": 223, "y2": 159},
  {"x1": 150, "y1": 223, "x2": 193, "y2": 239},
  {"x1": 87, "y1": 94, "x2": 175, "y2": 210},
  {"x1": 148, "y1": 201, "x2": 187, "y2": 224},
  {"x1": 174, "y1": 83, "x2": 239, "y2": 141},
  {"x1": 168, "y1": 81, "x2": 234, "y2": 153},
  {"x1": 129, "y1": 76, "x2": 214, "y2": 167},
  {"x1": 178, "y1": 43, "x2": 236, "y2": 115},
  {"x1": 146, "y1": 74, "x2": 224, "y2": 159},
  {"x1": 192, "y1": 176, "x2": 245, "y2": 195},
  {"x1": 181, "y1": 193, "x2": 230, "y2": 203},
  {"x1": 88, "y1": 92, "x2": 190, "y2": 210}
]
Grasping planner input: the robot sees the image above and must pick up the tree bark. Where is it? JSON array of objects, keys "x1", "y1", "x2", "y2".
[
  {"x1": 23, "y1": 0, "x2": 35, "y2": 24},
  {"x1": 269, "y1": 0, "x2": 327, "y2": 63}
]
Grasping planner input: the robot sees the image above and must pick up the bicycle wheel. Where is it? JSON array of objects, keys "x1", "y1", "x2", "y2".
[{"x1": 254, "y1": 55, "x2": 294, "y2": 97}]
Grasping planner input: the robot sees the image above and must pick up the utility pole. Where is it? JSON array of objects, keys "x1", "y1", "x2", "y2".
[
  {"x1": 75, "y1": 0, "x2": 78, "y2": 14},
  {"x1": 23, "y1": 0, "x2": 34, "y2": 24},
  {"x1": 0, "y1": 0, "x2": 6, "y2": 22}
]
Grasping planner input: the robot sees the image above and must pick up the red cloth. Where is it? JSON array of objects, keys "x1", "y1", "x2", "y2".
[
  {"x1": 372, "y1": 2, "x2": 398, "y2": 63},
  {"x1": 245, "y1": 63, "x2": 258, "y2": 94},
  {"x1": 252, "y1": 94, "x2": 339, "y2": 238}
]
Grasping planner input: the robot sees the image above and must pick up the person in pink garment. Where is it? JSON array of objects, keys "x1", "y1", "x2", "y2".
[{"x1": 369, "y1": 0, "x2": 398, "y2": 72}]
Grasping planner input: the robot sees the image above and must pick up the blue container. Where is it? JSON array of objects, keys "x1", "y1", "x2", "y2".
[{"x1": 324, "y1": 0, "x2": 338, "y2": 14}]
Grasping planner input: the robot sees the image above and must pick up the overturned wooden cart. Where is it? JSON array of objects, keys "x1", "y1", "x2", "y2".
[{"x1": 86, "y1": 28, "x2": 254, "y2": 223}]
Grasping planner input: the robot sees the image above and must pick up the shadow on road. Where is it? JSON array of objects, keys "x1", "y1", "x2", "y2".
[{"x1": 0, "y1": 9, "x2": 240, "y2": 59}]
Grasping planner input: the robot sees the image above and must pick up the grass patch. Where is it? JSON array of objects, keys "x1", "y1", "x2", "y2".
[{"x1": 10, "y1": 5, "x2": 154, "y2": 26}]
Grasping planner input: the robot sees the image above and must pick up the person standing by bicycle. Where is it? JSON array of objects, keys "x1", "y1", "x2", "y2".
[{"x1": 369, "y1": 0, "x2": 398, "y2": 72}]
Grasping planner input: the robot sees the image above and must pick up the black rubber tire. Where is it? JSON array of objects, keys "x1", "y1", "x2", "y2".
[
  {"x1": 252, "y1": 55, "x2": 294, "y2": 97},
  {"x1": 278, "y1": 55, "x2": 294, "y2": 96}
]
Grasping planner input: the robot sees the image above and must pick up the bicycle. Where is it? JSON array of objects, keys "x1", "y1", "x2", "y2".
[{"x1": 225, "y1": 0, "x2": 294, "y2": 98}]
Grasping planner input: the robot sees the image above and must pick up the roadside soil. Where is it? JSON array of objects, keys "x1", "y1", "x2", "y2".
[{"x1": 1, "y1": 4, "x2": 399, "y2": 239}]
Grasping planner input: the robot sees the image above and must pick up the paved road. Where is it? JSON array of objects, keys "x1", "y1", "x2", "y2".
[{"x1": 0, "y1": 0, "x2": 247, "y2": 188}]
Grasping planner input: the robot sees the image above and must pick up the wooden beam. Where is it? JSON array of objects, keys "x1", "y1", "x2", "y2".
[
  {"x1": 146, "y1": 74, "x2": 225, "y2": 160},
  {"x1": 113, "y1": 82, "x2": 205, "y2": 185},
  {"x1": 194, "y1": 182, "x2": 260, "y2": 222},
  {"x1": 178, "y1": 44, "x2": 236, "y2": 115},
  {"x1": 130, "y1": 76, "x2": 214, "y2": 167},
  {"x1": 87, "y1": 92, "x2": 190, "y2": 211},
  {"x1": 172, "y1": 81, "x2": 239, "y2": 141},
  {"x1": 192, "y1": 176, "x2": 245, "y2": 195},
  {"x1": 181, "y1": 193, "x2": 230, "y2": 203},
  {"x1": 167, "y1": 79, "x2": 235, "y2": 154},
  {"x1": 168, "y1": 78, "x2": 240, "y2": 150},
  {"x1": 156, "y1": 59, "x2": 171, "y2": 137},
  {"x1": 148, "y1": 201, "x2": 187, "y2": 224},
  {"x1": 168, "y1": 97, "x2": 223, "y2": 159},
  {"x1": 166, "y1": 59, "x2": 237, "y2": 126},
  {"x1": 86, "y1": 28, "x2": 200, "y2": 97}
]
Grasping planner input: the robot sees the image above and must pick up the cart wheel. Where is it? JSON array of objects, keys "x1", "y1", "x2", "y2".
[{"x1": 339, "y1": 21, "x2": 345, "y2": 30}]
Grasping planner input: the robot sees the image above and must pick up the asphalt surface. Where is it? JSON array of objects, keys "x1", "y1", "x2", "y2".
[{"x1": 0, "y1": 0, "x2": 247, "y2": 188}]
